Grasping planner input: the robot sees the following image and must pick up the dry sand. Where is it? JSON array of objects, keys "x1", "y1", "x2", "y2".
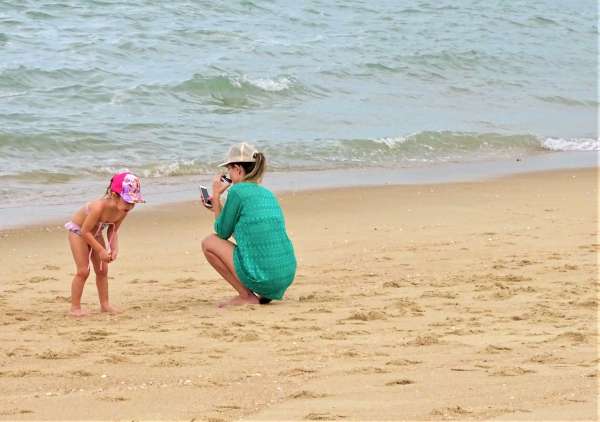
[{"x1": 0, "y1": 168, "x2": 597, "y2": 421}]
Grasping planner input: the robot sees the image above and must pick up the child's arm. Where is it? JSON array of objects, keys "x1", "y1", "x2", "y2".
[
  {"x1": 80, "y1": 202, "x2": 111, "y2": 262},
  {"x1": 107, "y1": 218, "x2": 124, "y2": 261}
]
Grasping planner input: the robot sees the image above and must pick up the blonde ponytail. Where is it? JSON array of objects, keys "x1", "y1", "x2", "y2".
[{"x1": 242, "y1": 152, "x2": 266, "y2": 183}]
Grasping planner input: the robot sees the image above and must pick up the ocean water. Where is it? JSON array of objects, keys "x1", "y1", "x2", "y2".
[{"x1": 0, "y1": 0, "x2": 598, "y2": 216}]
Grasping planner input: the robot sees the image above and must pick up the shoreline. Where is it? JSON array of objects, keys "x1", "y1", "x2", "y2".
[
  {"x1": 0, "y1": 150, "x2": 597, "y2": 231},
  {"x1": 0, "y1": 167, "x2": 596, "y2": 420}
]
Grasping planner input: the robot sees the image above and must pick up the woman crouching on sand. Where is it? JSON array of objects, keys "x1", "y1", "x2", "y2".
[{"x1": 201, "y1": 143, "x2": 297, "y2": 307}]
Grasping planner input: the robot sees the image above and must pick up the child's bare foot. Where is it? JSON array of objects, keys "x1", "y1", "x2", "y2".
[
  {"x1": 100, "y1": 304, "x2": 121, "y2": 314},
  {"x1": 217, "y1": 294, "x2": 259, "y2": 308},
  {"x1": 69, "y1": 308, "x2": 90, "y2": 317}
]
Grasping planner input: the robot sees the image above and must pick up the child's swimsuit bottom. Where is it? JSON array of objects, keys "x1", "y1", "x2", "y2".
[
  {"x1": 64, "y1": 221, "x2": 110, "y2": 237},
  {"x1": 64, "y1": 220, "x2": 114, "y2": 271},
  {"x1": 65, "y1": 202, "x2": 111, "y2": 237}
]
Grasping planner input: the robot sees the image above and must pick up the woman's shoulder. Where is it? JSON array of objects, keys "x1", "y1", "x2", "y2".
[
  {"x1": 231, "y1": 182, "x2": 270, "y2": 194},
  {"x1": 228, "y1": 183, "x2": 275, "y2": 202}
]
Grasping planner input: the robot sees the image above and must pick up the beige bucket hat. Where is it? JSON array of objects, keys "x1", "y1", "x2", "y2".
[{"x1": 218, "y1": 142, "x2": 258, "y2": 167}]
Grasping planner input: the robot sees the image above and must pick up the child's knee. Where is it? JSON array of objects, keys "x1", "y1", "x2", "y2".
[
  {"x1": 75, "y1": 267, "x2": 90, "y2": 280},
  {"x1": 95, "y1": 267, "x2": 108, "y2": 278}
]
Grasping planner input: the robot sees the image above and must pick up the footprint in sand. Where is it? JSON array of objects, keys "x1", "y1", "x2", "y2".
[
  {"x1": 96, "y1": 354, "x2": 130, "y2": 364},
  {"x1": 129, "y1": 278, "x2": 159, "y2": 284},
  {"x1": 0, "y1": 409, "x2": 34, "y2": 416},
  {"x1": 280, "y1": 368, "x2": 316, "y2": 377},
  {"x1": 335, "y1": 349, "x2": 364, "y2": 358},
  {"x1": 345, "y1": 311, "x2": 386, "y2": 321},
  {"x1": 578, "y1": 243, "x2": 600, "y2": 253},
  {"x1": 350, "y1": 366, "x2": 390, "y2": 375},
  {"x1": 490, "y1": 367, "x2": 536, "y2": 376},
  {"x1": 385, "y1": 359, "x2": 422, "y2": 366},
  {"x1": 482, "y1": 344, "x2": 512, "y2": 354},
  {"x1": 214, "y1": 404, "x2": 241, "y2": 411},
  {"x1": 516, "y1": 259, "x2": 535, "y2": 266},
  {"x1": 573, "y1": 298, "x2": 598, "y2": 308},
  {"x1": 289, "y1": 390, "x2": 328, "y2": 399},
  {"x1": 232, "y1": 331, "x2": 260, "y2": 342},
  {"x1": 299, "y1": 293, "x2": 340, "y2": 303},
  {"x1": 385, "y1": 378, "x2": 414, "y2": 386},
  {"x1": 97, "y1": 396, "x2": 129, "y2": 402},
  {"x1": 319, "y1": 331, "x2": 348, "y2": 340},
  {"x1": 553, "y1": 264, "x2": 579, "y2": 272},
  {"x1": 445, "y1": 327, "x2": 484, "y2": 336},
  {"x1": 384, "y1": 299, "x2": 423, "y2": 316},
  {"x1": 27, "y1": 276, "x2": 57, "y2": 284},
  {"x1": 82, "y1": 329, "x2": 114, "y2": 342},
  {"x1": 171, "y1": 277, "x2": 198, "y2": 289},
  {"x1": 36, "y1": 350, "x2": 75, "y2": 360},
  {"x1": 204, "y1": 328, "x2": 234, "y2": 339},
  {"x1": 69, "y1": 370, "x2": 93, "y2": 377},
  {"x1": 0, "y1": 369, "x2": 41, "y2": 377},
  {"x1": 549, "y1": 331, "x2": 590, "y2": 344},
  {"x1": 153, "y1": 358, "x2": 185, "y2": 367},
  {"x1": 526, "y1": 353, "x2": 564, "y2": 364},
  {"x1": 494, "y1": 274, "x2": 532, "y2": 283},
  {"x1": 430, "y1": 405, "x2": 472, "y2": 417},
  {"x1": 305, "y1": 307, "x2": 332, "y2": 314},
  {"x1": 304, "y1": 412, "x2": 345, "y2": 420},
  {"x1": 382, "y1": 280, "x2": 403, "y2": 288},
  {"x1": 408, "y1": 335, "x2": 441, "y2": 346},
  {"x1": 421, "y1": 290, "x2": 457, "y2": 299}
]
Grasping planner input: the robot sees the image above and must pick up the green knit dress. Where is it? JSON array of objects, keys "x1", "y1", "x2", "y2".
[{"x1": 214, "y1": 182, "x2": 296, "y2": 300}]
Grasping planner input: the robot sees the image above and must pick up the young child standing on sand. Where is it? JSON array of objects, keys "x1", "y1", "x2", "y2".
[
  {"x1": 65, "y1": 172, "x2": 145, "y2": 317},
  {"x1": 201, "y1": 143, "x2": 296, "y2": 307}
]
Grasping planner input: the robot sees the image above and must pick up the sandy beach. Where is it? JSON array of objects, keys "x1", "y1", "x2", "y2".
[{"x1": 0, "y1": 167, "x2": 597, "y2": 421}]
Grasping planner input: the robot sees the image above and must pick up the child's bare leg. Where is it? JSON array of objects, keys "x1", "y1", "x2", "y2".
[
  {"x1": 201, "y1": 234, "x2": 258, "y2": 307},
  {"x1": 68, "y1": 233, "x2": 91, "y2": 317},
  {"x1": 91, "y1": 237, "x2": 119, "y2": 314}
]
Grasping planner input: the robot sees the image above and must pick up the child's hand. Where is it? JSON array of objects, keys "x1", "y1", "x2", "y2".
[
  {"x1": 110, "y1": 249, "x2": 118, "y2": 262},
  {"x1": 99, "y1": 249, "x2": 112, "y2": 263}
]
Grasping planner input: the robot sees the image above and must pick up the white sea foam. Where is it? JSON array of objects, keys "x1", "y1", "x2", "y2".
[
  {"x1": 542, "y1": 137, "x2": 600, "y2": 151},
  {"x1": 241, "y1": 75, "x2": 292, "y2": 91},
  {"x1": 372, "y1": 136, "x2": 408, "y2": 147}
]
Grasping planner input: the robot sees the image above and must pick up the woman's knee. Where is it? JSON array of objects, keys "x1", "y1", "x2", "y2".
[{"x1": 201, "y1": 234, "x2": 219, "y2": 254}]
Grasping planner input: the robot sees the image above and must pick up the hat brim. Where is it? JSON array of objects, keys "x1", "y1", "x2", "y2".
[
  {"x1": 218, "y1": 159, "x2": 256, "y2": 167},
  {"x1": 121, "y1": 193, "x2": 145, "y2": 203}
]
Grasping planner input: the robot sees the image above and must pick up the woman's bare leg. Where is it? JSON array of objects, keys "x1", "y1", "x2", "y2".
[
  {"x1": 68, "y1": 233, "x2": 91, "y2": 317},
  {"x1": 201, "y1": 234, "x2": 259, "y2": 307}
]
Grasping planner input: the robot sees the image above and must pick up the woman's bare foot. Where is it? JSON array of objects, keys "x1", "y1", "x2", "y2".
[
  {"x1": 217, "y1": 294, "x2": 259, "y2": 308},
  {"x1": 100, "y1": 304, "x2": 121, "y2": 314},
  {"x1": 69, "y1": 308, "x2": 90, "y2": 317}
]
